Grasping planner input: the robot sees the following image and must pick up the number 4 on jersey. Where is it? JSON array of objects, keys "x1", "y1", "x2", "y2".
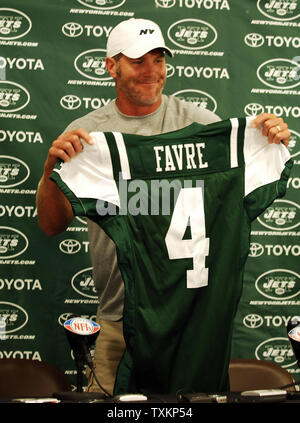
[{"x1": 165, "y1": 187, "x2": 210, "y2": 289}]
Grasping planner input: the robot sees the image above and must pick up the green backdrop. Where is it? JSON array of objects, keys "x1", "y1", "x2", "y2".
[{"x1": 0, "y1": 0, "x2": 299, "y2": 389}]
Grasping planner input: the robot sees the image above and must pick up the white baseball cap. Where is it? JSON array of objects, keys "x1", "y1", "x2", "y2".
[{"x1": 106, "y1": 18, "x2": 173, "y2": 59}]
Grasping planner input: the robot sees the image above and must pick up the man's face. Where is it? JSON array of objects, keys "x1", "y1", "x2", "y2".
[{"x1": 113, "y1": 49, "x2": 167, "y2": 110}]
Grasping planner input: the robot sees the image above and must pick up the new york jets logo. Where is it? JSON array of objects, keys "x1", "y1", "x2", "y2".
[
  {"x1": 76, "y1": 0, "x2": 126, "y2": 9},
  {"x1": 255, "y1": 269, "x2": 300, "y2": 300},
  {"x1": 257, "y1": 199, "x2": 299, "y2": 231},
  {"x1": 255, "y1": 337, "x2": 295, "y2": 367},
  {"x1": 0, "y1": 81, "x2": 30, "y2": 112},
  {"x1": 71, "y1": 267, "x2": 97, "y2": 298},
  {"x1": 0, "y1": 302, "x2": 28, "y2": 333},
  {"x1": 257, "y1": 0, "x2": 300, "y2": 21},
  {"x1": 257, "y1": 58, "x2": 300, "y2": 89},
  {"x1": 168, "y1": 19, "x2": 217, "y2": 50},
  {"x1": 0, "y1": 8, "x2": 31, "y2": 40},
  {"x1": 74, "y1": 49, "x2": 112, "y2": 81},
  {"x1": 0, "y1": 156, "x2": 30, "y2": 188}
]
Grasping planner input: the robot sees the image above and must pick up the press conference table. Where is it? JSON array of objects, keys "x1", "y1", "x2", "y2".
[
  {"x1": 1, "y1": 390, "x2": 300, "y2": 403},
  {"x1": 1, "y1": 391, "x2": 299, "y2": 423}
]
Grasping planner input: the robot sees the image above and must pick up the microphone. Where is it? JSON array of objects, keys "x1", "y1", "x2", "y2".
[
  {"x1": 64, "y1": 316, "x2": 100, "y2": 372},
  {"x1": 64, "y1": 316, "x2": 109, "y2": 396},
  {"x1": 287, "y1": 318, "x2": 300, "y2": 367},
  {"x1": 55, "y1": 316, "x2": 110, "y2": 402}
]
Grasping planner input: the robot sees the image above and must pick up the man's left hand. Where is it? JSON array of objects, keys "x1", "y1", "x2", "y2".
[{"x1": 252, "y1": 113, "x2": 290, "y2": 147}]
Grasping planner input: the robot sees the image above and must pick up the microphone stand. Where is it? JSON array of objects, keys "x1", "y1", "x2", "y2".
[
  {"x1": 74, "y1": 352, "x2": 85, "y2": 393},
  {"x1": 54, "y1": 319, "x2": 111, "y2": 402}
]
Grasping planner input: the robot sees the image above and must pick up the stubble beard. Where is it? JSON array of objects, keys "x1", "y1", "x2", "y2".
[{"x1": 116, "y1": 69, "x2": 166, "y2": 107}]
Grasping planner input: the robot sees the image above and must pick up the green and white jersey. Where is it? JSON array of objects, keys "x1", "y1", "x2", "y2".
[{"x1": 51, "y1": 117, "x2": 292, "y2": 395}]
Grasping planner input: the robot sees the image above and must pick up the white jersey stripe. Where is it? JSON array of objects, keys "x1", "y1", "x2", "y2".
[
  {"x1": 113, "y1": 131, "x2": 131, "y2": 180},
  {"x1": 230, "y1": 118, "x2": 239, "y2": 168}
]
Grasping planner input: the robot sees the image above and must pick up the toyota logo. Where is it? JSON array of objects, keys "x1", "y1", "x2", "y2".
[
  {"x1": 60, "y1": 95, "x2": 81, "y2": 110},
  {"x1": 59, "y1": 239, "x2": 81, "y2": 254},
  {"x1": 62, "y1": 22, "x2": 83, "y2": 37}
]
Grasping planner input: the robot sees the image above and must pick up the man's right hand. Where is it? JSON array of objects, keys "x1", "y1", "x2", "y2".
[
  {"x1": 44, "y1": 128, "x2": 93, "y2": 176},
  {"x1": 37, "y1": 128, "x2": 93, "y2": 236}
]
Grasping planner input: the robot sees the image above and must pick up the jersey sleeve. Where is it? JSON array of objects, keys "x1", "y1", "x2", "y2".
[
  {"x1": 243, "y1": 116, "x2": 292, "y2": 221},
  {"x1": 50, "y1": 132, "x2": 120, "y2": 216}
]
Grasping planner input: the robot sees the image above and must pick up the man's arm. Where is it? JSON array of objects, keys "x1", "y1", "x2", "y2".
[
  {"x1": 36, "y1": 128, "x2": 93, "y2": 236},
  {"x1": 252, "y1": 113, "x2": 290, "y2": 147}
]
